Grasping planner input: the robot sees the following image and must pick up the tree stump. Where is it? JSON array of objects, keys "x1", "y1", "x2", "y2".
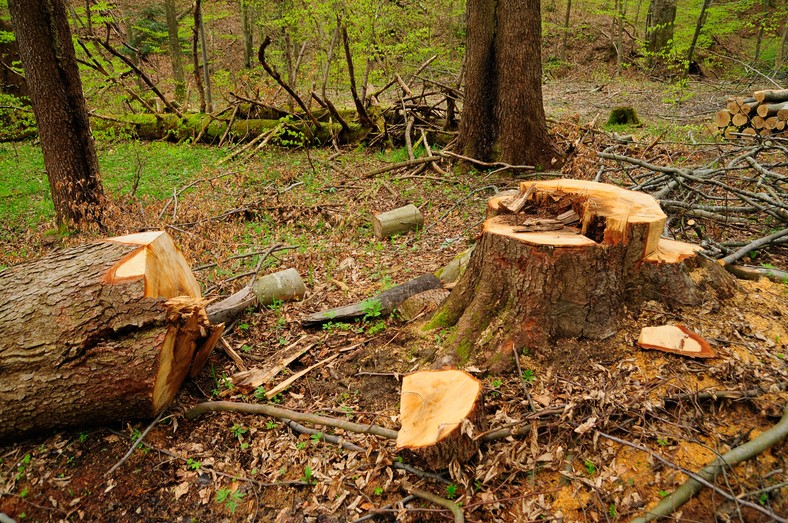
[
  {"x1": 396, "y1": 369, "x2": 483, "y2": 469},
  {"x1": 0, "y1": 231, "x2": 222, "y2": 441},
  {"x1": 428, "y1": 179, "x2": 735, "y2": 370}
]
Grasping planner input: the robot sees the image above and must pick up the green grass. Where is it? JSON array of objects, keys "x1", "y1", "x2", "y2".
[{"x1": 0, "y1": 141, "x2": 226, "y2": 232}]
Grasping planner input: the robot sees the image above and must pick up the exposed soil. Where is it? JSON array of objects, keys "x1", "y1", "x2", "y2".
[{"x1": 2, "y1": 75, "x2": 787, "y2": 523}]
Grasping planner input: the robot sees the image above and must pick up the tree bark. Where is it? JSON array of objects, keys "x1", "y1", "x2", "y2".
[
  {"x1": 0, "y1": 232, "x2": 222, "y2": 441},
  {"x1": 192, "y1": 0, "x2": 206, "y2": 113},
  {"x1": 644, "y1": 0, "x2": 677, "y2": 57},
  {"x1": 685, "y1": 0, "x2": 711, "y2": 74},
  {"x1": 241, "y1": 0, "x2": 255, "y2": 69},
  {"x1": 165, "y1": 0, "x2": 186, "y2": 101},
  {"x1": 428, "y1": 180, "x2": 736, "y2": 371},
  {"x1": 458, "y1": 0, "x2": 561, "y2": 170},
  {"x1": 7, "y1": 0, "x2": 105, "y2": 228}
]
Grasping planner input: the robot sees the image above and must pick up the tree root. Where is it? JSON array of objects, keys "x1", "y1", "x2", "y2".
[{"x1": 404, "y1": 484, "x2": 464, "y2": 523}]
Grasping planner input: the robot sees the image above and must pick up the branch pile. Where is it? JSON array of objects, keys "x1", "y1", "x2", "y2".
[{"x1": 715, "y1": 89, "x2": 788, "y2": 138}]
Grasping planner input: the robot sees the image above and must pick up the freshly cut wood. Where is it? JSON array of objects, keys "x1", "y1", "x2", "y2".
[
  {"x1": 756, "y1": 101, "x2": 788, "y2": 118},
  {"x1": 637, "y1": 325, "x2": 715, "y2": 358},
  {"x1": 371, "y1": 204, "x2": 424, "y2": 239},
  {"x1": 732, "y1": 112, "x2": 749, "y2": 127},
  {"x1": 751, "y1": 115, "x2": 766, "y2": 129},
  {"x1": 778, "y1": 108, "x2": 788, "y2": 120},
  {"x1": 500, "y1": 183, "x2": 535, "y2": 213},
  {"x1": 0, "y1": 231, "x2": 222, "y2": 441},
  {"x1": 396, "y1": 369, "x2": 483, "y2": 469},
  {"x1": 206, "y1": 267, "x2": 306, "y2": 325},
  {"x1": 301, "y1": 273, "x2": 442, "y2": 325},
  {"x1": 765, "y1": 117, "x2": 779, "y2": 130},
  {"x1": 754, "y1": 89, "x2": 788, "y2": 104},
  {"x1": 738, "y1": 101, "x2": 759, "y2": 115},
  {"x1": 231, "y1": 337, "x2": 313, "y2": 393},
  {"x1": 428, "y1": 180, "x2": 735, "y2": 370},
  {"x1": 726, "y1": 97, "x2": 755, "y2": 114},
  {"x1": 715, "y1": 109, "x2": 732, "y2": 128},
  {"x1": 741, "y1": 127, "x2": 757, "y2": 136}
]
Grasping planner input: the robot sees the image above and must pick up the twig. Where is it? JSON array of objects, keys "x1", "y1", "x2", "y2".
[
  {"x1": 341, "y1": 25, "x2": 374, "y2": 129},
  {"x1": 218, "y1": 103, "x2": 239, "y2": 148},
  {"x1": 362, "y1": 156, "x2": 442, "y2": 178},
  {"x1": 721, "y1": 228, "x2": 788, "y2": 264},
  {"x1": 350, "y1": 495, "x2": 417, "y2": 523},
  {"x1": 106, "y1": 408, "x2": 167, "y2": 475},
  {"x1": 265, "y1": 353, "x2": 340, "y2": 399},
  {"x1": 404, "y1": 485, "x2": 464, "y2": 523},
  {"x1": 602, "y1": 404, "x2": 788, "y2": 523},
  {"x1": 283, "y1": 419, "x2": 365, "y2": 452},
  {"x1": 393, "y1": 462, "x2": 451, "y2": 484},
  {"x1": 246, "y1": 243, "x2": 284, "y2": 288},
  {"x1": 184, "y1": 400, "x2": 399, "y2": 439},
  {"x1": 441, "y1": 150, "x2": 535, "y2": 172}
]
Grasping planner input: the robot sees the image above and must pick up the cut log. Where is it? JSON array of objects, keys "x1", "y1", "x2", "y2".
[
  {"x1": 301, "y1": 273, "x2": 442, "y2": 325},
  {"x1": 371, "y1": 204, "x2": 424, "y2": 239},
  {"x1": 396, "y1": 369, "x2": 483, "y2": 469},
  {"x1": 751, "y1": 115, "x2": 766, "y2": 129},
  {"x1": 427, "y1": 180, "x2": 735, "y2": 371},
  {"x1": 715, "y1": 109, "x2": 732, "y2": 128},
  {"x1": 756, "y1": 101, "x2": 788, "y2": 118},
  {"x1": 435, "y1": 246, "x2": 475, "y2": 285},
  {"x1": 398, "y1": 288, "x2": 450, "y2": 321},
  {"x1": 738, "y1": 101, "x2": 759, "y2": 115},
  {"x1": 726, "y1": 97, "x2": 755, "y2": 114},
  {"x1": 732, "y1": 112, "x2": 749, "y2": 127},
  {"x1": 500, "y1": 183, "x2": 536, "y2": 213},
  {"x1": 754, "y1": 89, "x2": 788, "y2": 104},
  {"x1": 0, "y1": 231, "x2": 222, "y2": 441}
]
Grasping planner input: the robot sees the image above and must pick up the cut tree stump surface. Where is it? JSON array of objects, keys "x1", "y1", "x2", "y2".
[
  {"x1": 430, "y1": 179, "x2": 735, "y2": 370},
  {"x1": 396, "y1": 369, "x2": 483, "y2": 469},
  {"x1": 0, "y1": 231, "x2": 221, "y2": 441}
]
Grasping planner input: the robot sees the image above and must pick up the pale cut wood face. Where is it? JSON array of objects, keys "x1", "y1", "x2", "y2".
[
  {"x1": 396, "y1": 370, "x2": 482, "y2": 449},
  {"x1": 104, "y1": 231, "x2": 201, "y2": 299}
]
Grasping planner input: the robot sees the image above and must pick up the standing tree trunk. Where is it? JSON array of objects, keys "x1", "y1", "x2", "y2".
[
  {"x1": 241, "y1": 0, "x2": 255, "y2": 69},
  {"x1": 644, "y1": 0, "x2": 677, "y2": 58},
  {"x1": 192, "y1": 0, "x2": 206, "y2": 113},
  {"x1": 685, "y1": 0, "x2": 711, "y2": 74},
  {"x1": 199, "y1": 13, "x2": 213, "y2": 113},
  {"x1": 165, "y1": 0, "x2": 186, "y2": 102},
  {"x1": 560, "y1": 0, "x2": 572, "y2": 61},
  {"x1": 458, "y1": 0, "x2": 561, "y2": 170},
  {"x1": 7, "y1": 0, "x2": 105, "y2": 229}
]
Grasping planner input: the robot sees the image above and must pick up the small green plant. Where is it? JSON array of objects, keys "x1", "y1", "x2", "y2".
[
  {"x1": 296, "y1": 441, "x2": 307, "y2": 450},
  {"x1": 230, "y1": 423, "x2": 248, "y2": 438},
  {"x1": 241, "y1": 344, "x2": 253, "y2": 353},
  {"x1": 759, "y1": 492, "x2": 769, "y2": 506},
  {"x1": 491, "y1": 378, "x2": 503, "y2": 389},
  {"x1": 584, "y1": 459, "x2": 597, "y2": 475},
  {"x1": 78, "y1": 432, "x2": 89, "y2": 443},
  {"x1": 265, "y1": 420, "x2": 278, "y2": 430},
  {"x1": 186, "y1": 458, "x2": 202, "y2": 470},
  {"x1": 609, "y1": 503, "x2": 617, "y2": 518},
  {"x1": 656, "y1": 438, "x2": 669, "y2": 447},
  {"x1": 215, "y1": 487, "x2": 245, "y2": 514},
  {"x1": 474, "y1": 479, "x2": 483, "y2": 491},
  {"x1": 373, "y1": 486, "x2": 384, "y2": 496},
  {"x1": 238, "y1": 322, "x2": 250, "y2": 331},
  {"x1": 254, "y1": 386, "x2": 267, "y2": 400},
  {"x1": 360, "y1": 298, "x2": 383, "y2": 321},
  {"x1": 301, "y1": 465, "x2": 316, "y2": 484},
  {"x1": 658, "y1": 489, "x2": 669, "y2": 498},
  {"x1": 19, "y1": 487, "x2": 28, "y2": 498},
  {"x1": 521, "y1": 369, "x2": 535, "y2": 384},
  {"x1": 310, "y1": 432, "x2": 323, "y2": 443},
  {"x1": 446, "y1": 483, "x2": 458, "y2": 499},
  {"x1": 366, "y1": 320, "x2": 387, "y2": 335}
]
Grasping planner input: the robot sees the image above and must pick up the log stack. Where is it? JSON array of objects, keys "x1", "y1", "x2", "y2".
[{"x1": 715, "y1": 89, "x2": 788, "y2": 138}]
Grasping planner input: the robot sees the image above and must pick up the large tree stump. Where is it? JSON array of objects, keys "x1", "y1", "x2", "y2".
[
  {"x1": 396, "y1": 369, "x2": 483, "y2": 469},
  {"x1": 428, "y1": 180, "x2": 735, "y2": 370},
  {"x1": 0, "y1": 231, "x2": 222, "y2": 441}
]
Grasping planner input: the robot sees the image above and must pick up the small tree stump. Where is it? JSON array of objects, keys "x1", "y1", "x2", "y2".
[
  {"x1": 0, "y1": 231, "x2": 222, "y2": 441},
  {"x1": 396, "y1": 369, "x2": 483, "y2": 469},
  {"x1": 428, "y1": 179, "x2": 735, "y2": 370}
]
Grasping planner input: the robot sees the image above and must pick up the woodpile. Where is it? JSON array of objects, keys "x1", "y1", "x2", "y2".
[{"x1": 716, "y1": 89, "x2": 788, "y2": 138}]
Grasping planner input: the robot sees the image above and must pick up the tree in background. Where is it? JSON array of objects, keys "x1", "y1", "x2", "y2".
[
  {"x1": 645, "y1": 0, "x2": 677, "y2": 59},
  {"x1": 7, "y1": 0, "x2": 105, "y2": 229},
  {"x1": 165, "y1": 0, "x2": 186, "y2": 101},
  {"x1": 458, "y1": 0, "x2": 561, "y2": 169}
]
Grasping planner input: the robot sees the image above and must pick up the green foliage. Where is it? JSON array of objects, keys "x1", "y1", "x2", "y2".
[
  {"x1": 230, "y1": 423, "x2": 248, "y2": 438},
  {"x1": 521, "y1": 369, "x2": 536, "y2": 384},
  {"x1": 301, "y1": 465, "x2": 316, "y2": 484},
  {"x1": 186, "y1": 458, "x2": 202, "y2": 470},
  {"x1": 445, "y1": 483, "x2": 458, "y2": 499},
  {"x1": 360, "y1": 298, "x2": 383, "y2": 321},
  {"x1": 584, "y1": 459, "x2": 597, "y2": 476},
  {"x1": 215, "y1": 486, "x2": 245, "y2": 513}
]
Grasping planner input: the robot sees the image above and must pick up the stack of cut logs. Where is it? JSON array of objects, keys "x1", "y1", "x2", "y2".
[{"x1": 715, "y1": 88, "x2": 788, "y2": 139}]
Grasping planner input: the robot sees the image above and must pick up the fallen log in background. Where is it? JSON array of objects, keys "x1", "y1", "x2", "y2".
[
  {"x1": 301, "y1": 273, "x2": 442, "y2": 326},
  {"x1": 0, "y1": 231, "x2": 222, "y2": 442}
]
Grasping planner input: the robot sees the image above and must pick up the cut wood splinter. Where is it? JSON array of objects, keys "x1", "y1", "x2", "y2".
[{"x1": 637, "y1": 325, "x2": 715, "y2": 358}]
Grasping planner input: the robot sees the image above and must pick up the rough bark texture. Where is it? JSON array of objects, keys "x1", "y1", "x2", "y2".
[
  {"x1": 645, "y1": 0, "x2": 677, "y2": 55},
  {"x1": 0, "y1": 232, "x2": 222, "y2": 441},
  {"x1": 429, "y1": 180, "x2": 736, "y2": 371},
  {"x1": 396, "y1": 370, "x2": 483, "y2": 469},
  {"x1": 458, "y1": 0, "x2": 561, "y2": 169},
  {"x1": 7, "y1": 0, "x2": 105, "y2": 227},
  {"x1": 164, "y1": 0, "x2": 186, "y2": 101}
]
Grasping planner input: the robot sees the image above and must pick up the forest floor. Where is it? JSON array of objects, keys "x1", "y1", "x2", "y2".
[{"x1": 1, "y1": 75, "x2": 787, "y2": 523}]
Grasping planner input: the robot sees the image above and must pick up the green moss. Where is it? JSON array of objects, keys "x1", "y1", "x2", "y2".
[
  {"x1": 425, "y1": 308, "x2": 454, "y2": 330},
  {"x1": 606, "y1": 106, "x2": 640, "y2": 126},
  {"x1": 454, "y1": 338, "x2": 472, "y2": 365}
]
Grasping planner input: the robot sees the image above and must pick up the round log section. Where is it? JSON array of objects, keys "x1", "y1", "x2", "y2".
[
  {"x1": 396, "y1": 369, "x2": 483, "y2": 469},
  {"x1": 428, "y1": 179, "x2": 735, "y2": 370},
  {"x1": 0, "y1": 231, "x2": 223, "y2": 441}
]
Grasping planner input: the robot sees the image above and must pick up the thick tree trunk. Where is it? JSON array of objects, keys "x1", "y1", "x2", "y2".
[
  {"x1": 428, "y1": 180, "x2": 736, "y2": 371},
  {"x1": 644, "y1": 0, "x2": 676, "y2": 56},
  {"x1": 7, "y1": 0, "x2": 105, "y2": 228},
  {"x1": 0, "y1": 232, "x2": 222, "y2": 441},
  {"x1": 458, "y1": 0, "x2": 561, "y2": 169},
  {"x1": 241, "y1": 0, "x2": 255, "y2": 69},
  {"x1": 165, "y1": 0, "x2": 186, "y2": 101}
]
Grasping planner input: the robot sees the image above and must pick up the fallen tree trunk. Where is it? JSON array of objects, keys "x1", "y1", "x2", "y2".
[
  {"x1": 0, "y1": 231, "x2": 222, "y2": 441},
  {"x1": 428, "y1": 180, "x2": 736, "y2": 370},
  {"x1": 301, "y1": 273, "x2": 442, "y2": 326}
]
